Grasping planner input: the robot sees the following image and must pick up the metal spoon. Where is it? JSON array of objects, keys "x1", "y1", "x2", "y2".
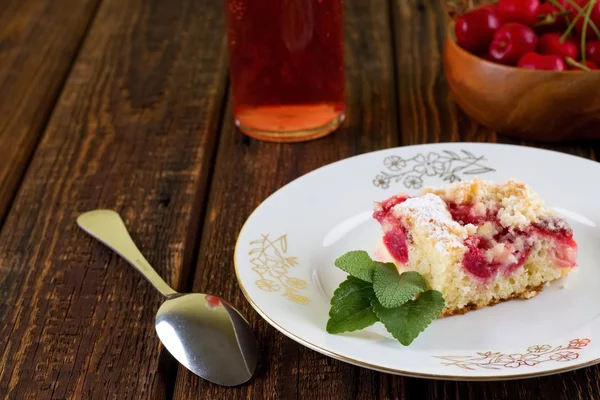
[{"x1": 77, "y1": 210, "x2": 258, "y2": 387}]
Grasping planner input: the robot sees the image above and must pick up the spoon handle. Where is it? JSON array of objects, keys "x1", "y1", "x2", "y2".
[{"x1": 77, "y1": 209, "x2": 177, "y2": 298}]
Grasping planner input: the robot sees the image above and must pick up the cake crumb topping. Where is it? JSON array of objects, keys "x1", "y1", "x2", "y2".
[{"x1": 422, "y1": 178, "x2": 553, "y2": 229}]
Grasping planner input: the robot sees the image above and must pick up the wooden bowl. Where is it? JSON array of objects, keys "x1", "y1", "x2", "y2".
[{"x1": 444, "y1": 28, "x2": 600, "y2": 141}]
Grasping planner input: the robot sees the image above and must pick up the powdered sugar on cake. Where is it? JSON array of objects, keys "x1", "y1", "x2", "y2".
[{"x1": 391, "y1": 194, "x2": 471, "y2": 256}]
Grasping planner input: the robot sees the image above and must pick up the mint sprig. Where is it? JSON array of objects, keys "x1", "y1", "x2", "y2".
[
  {"x1": 373, "y1": 264, "x2": 426, "y2": 308},
  {"x1": 326, "y1": 251, "x2": 445, "y2": 346},
  {"x1": 326, "y1": 277, "x2": 378, "y2": 334},
  {"x1": 371, "y1": 291, "x2": 445, "y2": 346},
  {"x1": 334, "y1": 250, "x2": 377, "y2": 283}
]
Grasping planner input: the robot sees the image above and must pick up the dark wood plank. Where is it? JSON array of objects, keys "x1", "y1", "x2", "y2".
[
  {"x1": 0, "y1": 0, "x2": 228, "y2": 398},
  {"x1": 171, "y1": 0, "x2": 400, "y2": 398},
  {"x1": 0, "y1": 0, "x2": 102, "y2": 224},
  {"x1": 394, "y1": 0, "x2": 497, "y2": 145}
]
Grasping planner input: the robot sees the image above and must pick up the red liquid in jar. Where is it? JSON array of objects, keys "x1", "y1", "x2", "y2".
[{"x1": 225, "y1": 0, "x2": 345, "y2": 141}]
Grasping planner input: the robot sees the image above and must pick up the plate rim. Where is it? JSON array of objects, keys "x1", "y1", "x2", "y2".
[{"x1": 234, "y1": 142, "x2": 600, "y2": 381}]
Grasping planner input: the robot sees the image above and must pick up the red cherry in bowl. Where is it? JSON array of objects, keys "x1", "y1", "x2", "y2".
[
  {"x1": 497, "y1": 0, "x2": 540, "y2": 26},
  {"x1": 586, "y1": 40, "x2": 600, "y2": 64},
  {"x1": 539, "y1": 33, "x2": 579, "y2": 59},
  {"x1": 517, "y1": 52, "x2": 567, "y2": 70},
  {"x1": 480, "y1": 4, "x2": 498, "y2": 12},
  {"x1": 488, "y1": 23, "x2": 539, "y2": 65},
  {"x1": 455, "y1": 6, "x2": 502, "y2": 53},
  {"x1": 481, "y1": 4, "x2": 502, "y2": 22}
]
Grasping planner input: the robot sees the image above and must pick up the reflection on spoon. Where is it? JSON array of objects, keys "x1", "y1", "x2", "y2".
[{"x1": 155, "y1": 320, "x2": 189, "y2": 366}]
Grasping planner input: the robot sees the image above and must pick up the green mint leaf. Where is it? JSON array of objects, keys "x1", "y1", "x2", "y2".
[
  {"x1": 326, "y1": 277, "x2": 378, "y2": 334},
  {"x1": 373, "y1": 264, "x2": 427, "y2": 308},
  {"x1": 372, "y1": 290, "x2": 445, "y2": 346},
  {"x1": 334, "y1": 250, "x2": 377, "y2": 283}
]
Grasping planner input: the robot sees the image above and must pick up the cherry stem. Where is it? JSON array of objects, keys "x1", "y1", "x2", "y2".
[
  {"x1": 548, "y1": 0, "x2": 572, "y2": 26},
  {"x1": 581, "y1": 0, "x2": 596, "y2": 63},
  {"x1": 560, "y1": 9, "x2": 583, "y2": 42},
  {"x1": 566, "y1": 57, "x2": 591, "y2": 71},
  {"x1": 534, "y1": 15, "x2": 554, "y2": 27},
  {"x1": 536, "y1": 11, "x2": 572, "y2": 18},
  {"x1": 562, "y1": 0, "x2": 600, "y2": 39},
  {"x1": 535, "y1": 11, "x2": 571, "y2": 27}
]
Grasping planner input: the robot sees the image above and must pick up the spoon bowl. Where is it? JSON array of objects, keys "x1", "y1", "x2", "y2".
[
  {"x1": 77, "y1": 210, "x2": 258, "y2": 387},
  {"x1": 155, "y1": 293, "x2": 258, "y2": 386}
]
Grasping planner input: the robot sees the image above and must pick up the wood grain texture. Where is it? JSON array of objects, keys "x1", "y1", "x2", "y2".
[
  {"x1": 172, "y1": 0, "x2": 400, "y2": 398},
  {"x1": 0, "y1": 0, "x2": 227, "y2": 398},
  {"x1": 0, "y1": 0, "x2": 101, "y2": 224},
  {"x1": 393, "y1": 0, "x2": 497, "y2": 144}
]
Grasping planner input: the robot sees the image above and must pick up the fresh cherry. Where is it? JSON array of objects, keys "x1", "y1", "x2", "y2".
[
  {"x1": 539, "y1": 33, "x2": 579, "y2": 59},
  {"x1": 455, "y1": 6, "x2": 502, "y2": 53},
  {"x1": 497, "y1": 0, "x2": 540, "y2": 26},
  {"x1": 488, "y1": 23, "x2": 539, "y2": 65},
  {"x1": 568, "y1": 60, "x2": 599, "y2": 69},
  {"x1": 481, "y1": 4, "x2": 498, "y2": 11},
  {"x1": 481, "y1": 3, "x2": 502, "y2": 21},
  {"x1": 585, "y1": 40, "x2": 600, "y2": 63},
  {"x1": 517, "y1": 52, "x2": 567, "y2": 70}
]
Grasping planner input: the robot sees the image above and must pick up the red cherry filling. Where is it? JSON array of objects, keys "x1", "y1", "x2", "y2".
[
  {"x1": 495, "y1": 228, "x2": 533, "y2": 274},
  {"x1": 533, "y1": 217, "x2": 578, "y2": 267},
  {"x1": 532, "y1": 216, "x2": 573, "y2": 238},
  {"x1": 374, "y1": 194, "x2": 410, "y2": 264},
  {"x1": 447, "y1": 203, "x2": 575, "y2": 279},
  {"x1": 373, "y1": 194, "x2": 408, "y2": 223},
  {"x1": 446, "y1": 201, "x2": 497, "y2": 225},
  {"x1": 463, "y1": 236, "x2": 498, "y2": 279},
  {"x1": 383, "y1": 227, "x2": 409, "y2": 264},
  {"x1": 462, "y1": 232, "x2": 532, "y2": 280},
  {"x1": 508, "y1": 245, "x2": 533, "y2": 273}
]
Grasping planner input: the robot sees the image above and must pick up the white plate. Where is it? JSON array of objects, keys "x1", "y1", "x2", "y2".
[{"x1": 234, "y1": 143, "x2": 600, "y2": 380}]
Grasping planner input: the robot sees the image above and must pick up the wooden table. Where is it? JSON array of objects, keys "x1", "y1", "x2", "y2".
[{"x1": 1, "y1": 0, "x2": 599, "y2": 398}]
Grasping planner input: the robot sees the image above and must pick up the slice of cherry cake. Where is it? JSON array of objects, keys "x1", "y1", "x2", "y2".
[{"x1": 373, "y1": 178, "x2": 577, "y2": 317}]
